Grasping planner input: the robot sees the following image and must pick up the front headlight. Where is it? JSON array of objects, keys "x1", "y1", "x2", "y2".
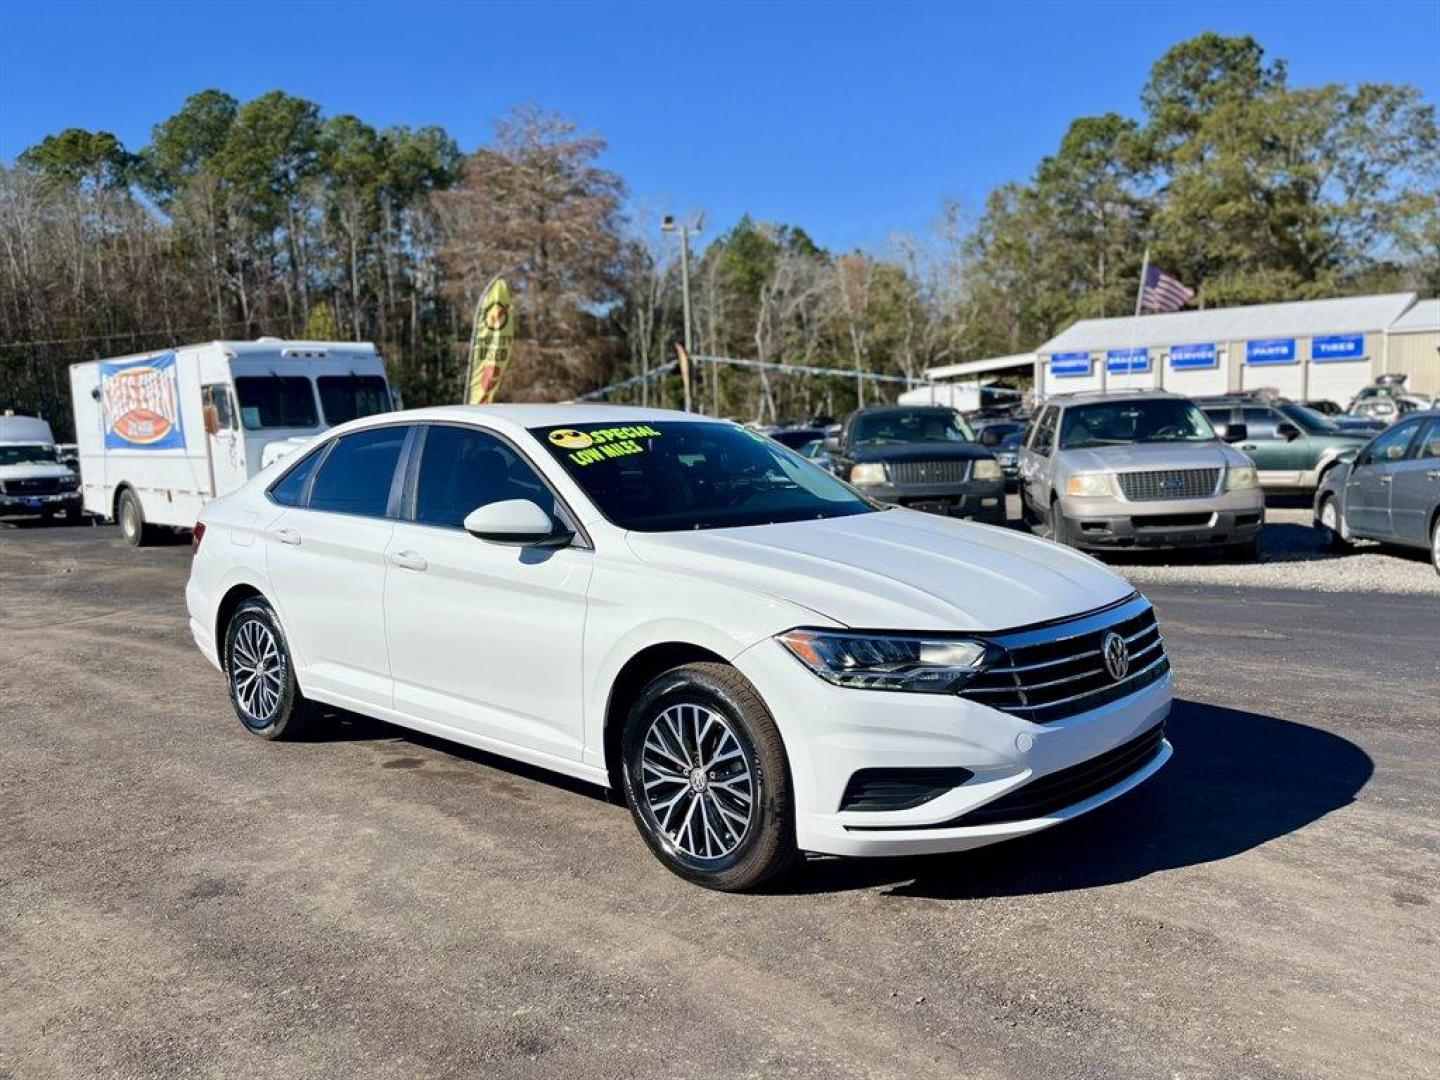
[
  {"x1": 1225, "y1": 465, "x2": 1259, "y2": 491},
  {"x1": 1065, "y1": 472, "x2": 1115, "y2": 497},
  {"x1": 849, "y1": 463, "x2": 887, "y2": 486},
  {"x1": 777, "y1": 628, "x2": 992, "y2": 693},
  {"x1": 972, "y1": 459, "x2": 1003, "y2": 481}
]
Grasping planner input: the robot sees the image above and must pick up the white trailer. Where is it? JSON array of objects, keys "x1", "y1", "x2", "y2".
[{"x1": 70, "y1": 339, "x2": 393, "y2": 545}]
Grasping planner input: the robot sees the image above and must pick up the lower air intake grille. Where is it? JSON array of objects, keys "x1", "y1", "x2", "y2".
[{"x1": 840, "y1": 767, "x2": 975, "y2": 812}]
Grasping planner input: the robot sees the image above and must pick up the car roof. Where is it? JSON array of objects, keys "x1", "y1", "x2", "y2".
[
  {"x1": 1043, "y1": 390, "x2": 1188, "y2": 408},
  {"x1": 323, "y1": 402, "x2": 722, "y2": 443},
  {"x1": 851, "y1": 404, "x2": 959, "y2": 416}
]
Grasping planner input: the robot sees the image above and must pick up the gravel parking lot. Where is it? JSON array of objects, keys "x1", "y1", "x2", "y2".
[{"x1": 2, "y1": 519, "x2": 1437, "y2": 1079}]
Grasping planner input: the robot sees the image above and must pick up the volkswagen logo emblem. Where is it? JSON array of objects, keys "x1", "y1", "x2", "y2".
[{"x1": 1102, "y1": 631, "x2": 1130, "y2": 681}]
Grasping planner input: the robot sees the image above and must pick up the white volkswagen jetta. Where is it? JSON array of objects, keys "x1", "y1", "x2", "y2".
[{"x1": 186, "y1": 405, "x2": 1172, "y2": 890}]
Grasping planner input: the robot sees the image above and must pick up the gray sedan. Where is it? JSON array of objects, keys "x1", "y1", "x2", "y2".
[{"x1": 1314, "y1": 410, "x2": 1440, "y2": 575}]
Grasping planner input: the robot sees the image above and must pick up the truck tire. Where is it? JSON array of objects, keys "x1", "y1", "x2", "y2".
[
  {"x1": 117, "y1": 489, "x2": 154, "y2": 547},
  {"x1": 1048, "y1": 499, "x2": 1075, "y2": 547}
]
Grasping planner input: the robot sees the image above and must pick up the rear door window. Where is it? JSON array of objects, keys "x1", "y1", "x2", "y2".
[
  {"x1": 411, "y1": 424, "x2": 555, "y2": 529},
  {"x1": 1240, "y1": 407, "x2": 1279, "y2": 439},
  {"x1": 307, "y1": 427, "x2": 409, "y2": 518},
  {"x1": 234, "y1": 376, "x2": 319, "y2": 430},
  {"x1": 268, "y1": 446, "x2": 325, "y2": 507}
]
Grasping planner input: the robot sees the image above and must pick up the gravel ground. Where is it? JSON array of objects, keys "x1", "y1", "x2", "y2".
[
  {"x1": 1003, "y1": 496, "x2": 1440, "y2": 597},
  {"x1": 2, "y1": 522, "x2": 1438, "y2": 1080}
]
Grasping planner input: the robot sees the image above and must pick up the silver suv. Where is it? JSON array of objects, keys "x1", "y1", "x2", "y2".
[{"x1": 1019, "y1": 391, "x2": 1265, "y2": 558}]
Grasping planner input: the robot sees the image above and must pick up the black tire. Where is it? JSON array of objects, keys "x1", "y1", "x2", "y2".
[
  {"x1": 1048, "y1": 499, "x2": 1075, "y2": 547},
  {"x1": 65, "y1": 506, "x2": 83, "y2": 524},
  {"x1": 1430, "y1": 516, "x2": 1439, "y2": 578},
  {"x1": 117, "y1": 489, "x2": 154, "y2": 547},
  {"x1": 621, "y1": 662, "x2": 798, "y2": 892},
  {"x1": 1317, "y1": 494, "x2": 1352, "y2": 551},
  {"x1": 222, "y1": 598, "x2": 315, "y2": 740}
]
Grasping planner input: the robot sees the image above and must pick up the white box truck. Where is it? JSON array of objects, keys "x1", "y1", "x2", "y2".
[{"x1": 70, "y1": 339, "x2": 394, "y2": 545}]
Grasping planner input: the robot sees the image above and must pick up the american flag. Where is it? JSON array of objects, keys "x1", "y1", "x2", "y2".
[{"x1": 1141, "y1": 264, "x2": 1195, "y2": 313}]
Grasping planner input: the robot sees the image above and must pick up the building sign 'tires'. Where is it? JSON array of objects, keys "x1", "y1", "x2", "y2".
[
  {"x1": 100, "y1": 352, "x2": 185, "y2": 450},
  {"x1": 1311, "y1": 334, "x2": 1366, "y2": 362},
  {"x1": 1245, "y1": 338, "x2": 1297, "y2": 365}
]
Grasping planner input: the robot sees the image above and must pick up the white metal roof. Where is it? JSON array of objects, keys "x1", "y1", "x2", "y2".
[
  {"x1": 1037, "y1": 293, "x2": 1417, "y2": 354},
  {"x1": 1388, "y1": 298, "x2": 1439, "y2": 335},
  {"x1": 924, "y1": 353, "x2": 1035, "y2": 380}
]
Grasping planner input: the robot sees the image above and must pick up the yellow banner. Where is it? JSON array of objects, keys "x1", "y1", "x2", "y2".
[{"x1": 466, "y1": 278, "x2": 515, "y2": 405}]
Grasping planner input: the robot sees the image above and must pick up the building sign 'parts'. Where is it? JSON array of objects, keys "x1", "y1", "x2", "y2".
[{"x1": 1245, "y1": 339, "x2": 1297, "y2": 365}]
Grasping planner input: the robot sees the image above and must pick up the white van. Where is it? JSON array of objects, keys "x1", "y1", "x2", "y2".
[
  {"x1": 70, "y1": 339, "x2": 394, "y2": 545},
  {"x1": 0, "y1": 412, "x2": 83, "y2": 521}
]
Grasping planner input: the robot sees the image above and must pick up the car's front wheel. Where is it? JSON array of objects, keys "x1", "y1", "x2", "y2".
[
  {"x1": 1430, "y1": 515, "x2": 1439, "y2": 578},
  {"x1": 223, "y1": 598, "x2": 314, "y2": 740},
  {"x1": 1318, "y1": 495, "x2": 1352, "y2": 551},
  {"x1": 621, "y1": 662, "x2": 798, "y2": 892}
]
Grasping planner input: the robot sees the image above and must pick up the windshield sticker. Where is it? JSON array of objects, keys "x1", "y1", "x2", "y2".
[{"x1": 551, "y1": 424, "x2": 663, "y2": 466}]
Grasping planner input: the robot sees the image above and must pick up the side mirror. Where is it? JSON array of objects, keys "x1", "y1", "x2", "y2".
[
  {"x1": 203, "y1": 405, "x2": 220, "y2": 436},
  {"x1": 1276, "y1": 421, "x2": 1301, "y2": 441},
  {"x1": 823, "y1": 437, "x2": 841, "y2": 454},
  {"x1": 1223, "y1": 423, "x2": 1248, "y2": 443},
  {"x1": 463, "y1": 499, "x2": 571, "y2": 547}
]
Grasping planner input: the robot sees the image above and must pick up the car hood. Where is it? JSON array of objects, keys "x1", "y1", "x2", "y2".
[
  {"x1": 0, "y1": 462, "x2": 73, "y2": 481},
  {"x1": 1060, "y1": 441, "x2": 1245, "y2": 472},
  {"x1": 848, "y1": 442, "x2": 993, "y2": 464},
  {"x1": 625, "y1": 509, "x2": 1133, "y2": 632}
]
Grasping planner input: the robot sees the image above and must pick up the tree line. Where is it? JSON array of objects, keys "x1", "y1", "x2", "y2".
[{"x1": 2, "y1": 33, "x2": 1436, "y2": 438}]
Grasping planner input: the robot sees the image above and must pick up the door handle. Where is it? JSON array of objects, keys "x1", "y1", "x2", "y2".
[
  {"x1": 1241, "y1": 444, "x2": 1257, "y2": 451},
  {"x1": 1379, "y1": 476, "x2": 1393, "y2": 485},
  {"x1": 1427, "y1": 470, "x2": 1440, "y2": 480},
  {"x1": 387, "y1": 550, "x2": 428, "y2": 571},
  {"x1": 270, "y1": 527, "x2": 301, "y2": 546}
]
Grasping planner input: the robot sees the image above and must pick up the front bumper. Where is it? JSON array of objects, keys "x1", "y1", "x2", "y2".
[
  {"x1": 734, "y1": 636, "x2": 1173, "y2": 857},
  {"x1": 0, "y1": 490, "x2": 81, "y2": 513},
  {"x1": 1059, "y1": 488, "x2": 1264, "y2": 550},
  {"x1": 857, "y1": 478, "x2": 1006, "y2": 521}
]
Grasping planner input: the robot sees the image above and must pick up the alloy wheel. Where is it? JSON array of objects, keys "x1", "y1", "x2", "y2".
[
  {"x1": 640, "y1": 703, "x2": 754, "y2": 861},
  {"x1": 230, "y1": 617, "x2": 286, "y2": 729}
]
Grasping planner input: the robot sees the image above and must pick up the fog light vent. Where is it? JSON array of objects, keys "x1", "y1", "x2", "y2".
[{"x1": 839, "y1": 767, "x2": 974, "y2": 812}]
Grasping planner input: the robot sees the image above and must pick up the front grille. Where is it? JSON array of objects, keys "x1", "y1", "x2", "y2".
[
  {"x1": 960, "y1": 595, "x2": 1169, "y2": 724},
  {"x1": 1117, "y1": 468, "x2": 1218, "y2": 501},
  {"x1": 887, "y1": 459, "x2": 970, "y2": 485},
  {"x1": 845, "y1": 723, "x2": 1166, "y2": 830},
  {"x1": 4, "y1": 477, "x2": 62, "y2": 495}
]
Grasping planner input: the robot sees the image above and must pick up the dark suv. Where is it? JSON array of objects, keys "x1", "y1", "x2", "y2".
[
  {"x1": 1195, "y1": 394, "x2": 1372, "y2": 493},
  {"x1": 827, "y1": 405, "x2": 1005, "y2": 522}
]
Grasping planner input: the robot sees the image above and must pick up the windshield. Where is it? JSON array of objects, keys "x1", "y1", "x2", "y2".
[
  {"x1": 234, "y1": 376, "x2": 320, "y2": 430},
  {"x1": 318, "y1": 375, "x2": 392, "y2": 425},
  {"x1": 533, "y1": 421, "x2": 878, "y2": 532},
  {"x1": 1059, "y1": 399, "x2": 1216, "y2": 449},
  {"x1": 1276, "y1": 402, "x2": 1339, "y2": 433},
  {"x1": 851, "y1": 409, "x2": 974, "y2": 446},
  {"x1": 0, "y1": 444, "x2": 56, "y2": 466}
]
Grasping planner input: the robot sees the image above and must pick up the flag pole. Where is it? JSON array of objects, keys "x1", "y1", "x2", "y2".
[{"x1": 1115, "y1": 246, "x2": 1150, "y2": 394}]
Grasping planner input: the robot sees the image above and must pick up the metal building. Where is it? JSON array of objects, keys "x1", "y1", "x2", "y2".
[
  {"x1": 1385, "y1": 299, "x2": 1440, "y2": 400},
  {"x1": 1033, "y1": 292, "x2": 1432, "y2": 405}
]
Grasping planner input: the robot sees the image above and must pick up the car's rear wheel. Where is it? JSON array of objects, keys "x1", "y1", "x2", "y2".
[
  {"x1": 621, "y1": 662, "x2": 798, "y2": 892},
  {"x1": 117, "y1": 489, "x2": 153, "y2": 547},
  {"x1": 1318, "y1": 495, "x2": 1352, "y2": 551},
  {"x1": 1430, "y1": 515, "x2": 1439, "y2": 577},
  {"x1": 223, "y1": 598, "x2": 314, "y2": 740}
]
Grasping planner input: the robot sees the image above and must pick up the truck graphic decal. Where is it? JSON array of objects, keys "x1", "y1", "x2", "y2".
[{"x1": 100, "y1": 352, "x2": 185, "y2": 450}]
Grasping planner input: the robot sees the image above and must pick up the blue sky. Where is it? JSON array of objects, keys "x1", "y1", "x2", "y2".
[{"x1": 2, "y1": 0, "x2": 1437, "y2": 253}]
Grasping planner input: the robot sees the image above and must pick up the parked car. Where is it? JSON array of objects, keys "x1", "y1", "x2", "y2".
[
  {"x1": 1020, "y1": 391, "x2": 1264, "y2": 558},
  {"x1": 973, "y1": 419, "x2": 1025, "y2": 449},
  {"x1": 827, "y1": 405, "x2": 1005, "y2": 522},
  {"x1": 187, "y1": 405, "x2": 1173, "y2": 891},
  {"x1": 1196, "y1": 394, "x2": 1372, "y2": 492},
  {"x1": 766, "y1": 426, "x2": 828, "y2": 451},
  {"x1": 1313, "y1": 410, "x2": 1440, "y2": 575},
  {"x1": 1303, "y1": 399, "x2": 1342, "y2": 416},
  {"x1": 797, "y1": 437, "x2": 834, "y2": 473},
  {"x1": 992, "y1": 429, "x2": 1024, "y2": 490},
  {"x1": 1346, "y1": 397, "x2": 1420, "y2": 427},
  {"x1": 0, "y1": 413, "x2": 82, "y2": 522}
]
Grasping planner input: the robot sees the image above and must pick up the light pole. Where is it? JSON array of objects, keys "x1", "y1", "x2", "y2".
[{"x1": 662, "y1": 212, "x2": 703, "y2": 410}]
